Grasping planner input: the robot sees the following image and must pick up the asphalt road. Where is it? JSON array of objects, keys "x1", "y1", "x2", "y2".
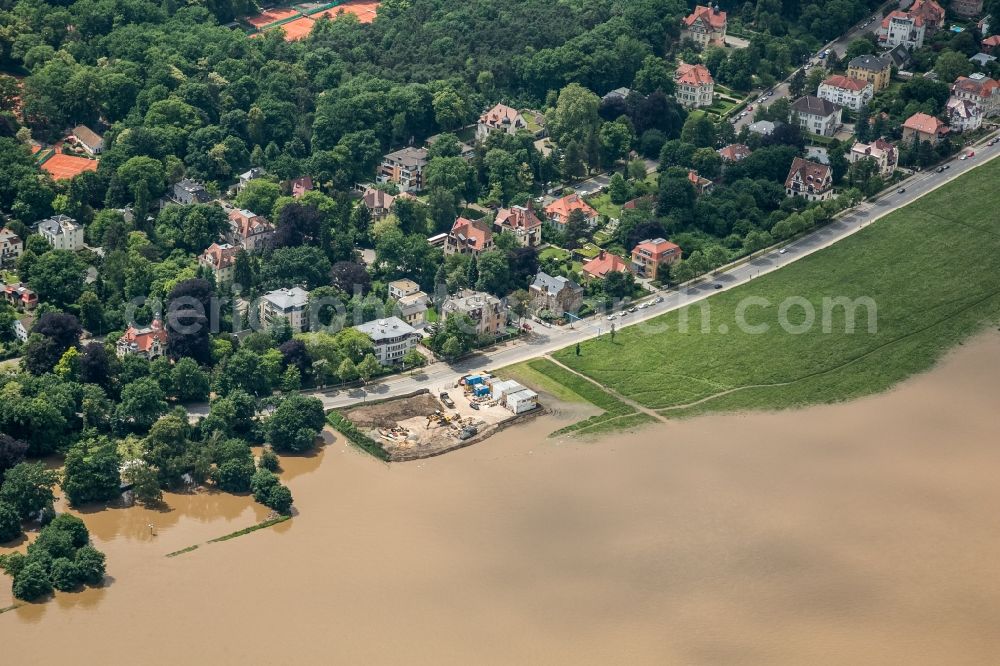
[
  {"x1": 237, "y1": 135, "x2": 996, "y2": 414},
  {"x1": 733, "y1": 8, "x2": 886, "y2": 132}
]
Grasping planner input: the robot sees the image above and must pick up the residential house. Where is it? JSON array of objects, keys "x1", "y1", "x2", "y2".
[
  {"x1": 227, "y1": 208, "x2": 275, "y2": 251},
  {"x1": 630, "y1": 238, "x2": 682, "y2": 281},
  {"x1": 601, "y1": 87, "x2": 633, "y2": 103},
  {"x1": 444, "y1": 217, "x2": 494, "y2": 256},
  {"x1": 901, "y1": 112, "x2": 949, "y2": 144},
  {"x1": 982, "y1": 35, "x2": 1000, "y2": 53},
  {"x1": 881, "y1": 44, "x2": 912, "y2": 69},
  {"x1": 818, "y1": 75, "x2": 874, "y2": 111},
  {"x1": 529, "y1": 272, "x2": 584, "y2": 315},
  {"x1": 674, "y1": 62, "x2": 715, "y2": 108},
  {"x1": 378, "y1": 147, "x2": 428, "y2": 193},
  {"x1": 476, "y1": 104, "x2": 527, "y2": 141},
  {"x1": 37, "y1": 215, "x2": 84, "y2": 251},
  {"x1": 582, "y1": 250, "x2": 632, "y2": 280},
  {"x1": 2, "y1": 282, "x2": 37, "y2": 310},
  {"x1": 681, "y1": 4, "x2": 727, "y2": 47},
  {"x1": 0, "y1": 227, "x2": 23, "y2": 267},
  {"x1": 172, "y1": 178, "x2": 211, "y2": 205},
  {"x1": 13, "y1": 314, "x2": 35, "y2": 343},
  {"x1": 849, "y1": 138, "x2": 898, "y2": 177},
  {"x1": 952, "y1": 0, "x2": 983, "y2": 18},
  {"x1": 878, "y1": 0, "x2": 944, "y2": 49},
  {"x1": 386, "y1": 281, "x2": 430, "y2": 327},
  {"x1": 544, "y1": 194, "x2": 599, "y2": 229},
  {"x1": 259, "y1": 287, "x2": 310, "y2": 333},
  {"x1": 970, "y1": 52, "x2": 998, "y2": 68},
  {"x1": 291, "y1": 176, "x2": 313, "y2": 198},
  {"x1": 494, "y1": 205, "x2": 542, "y2": 247},
  {"x1": 441, "y1": 290, "x2": 508, "y2": 338},
  {"x1": 388, "y1": 279, "x2": 421, "y2": 301},
  {"x1": 237, "y1": 167, "x2": 265, "y2": 191},
  {"x1": 790, "y1": 96, "x2": 842, "y2": 137},
  {"x1": 687, "y1": 170, "x2": 714, "y2": 195},
  {"x1": 361, "y1": 187, "x2": 396, "y2": 220},
  {"x1": 946, "y1": 97, "x2": 983, "y2": 132},
  {"x1": 785, "y1": 157, "x2": 834, "y2": 202},
  {"x1": 952, "y1": 73, "x2": 1000, "y2": 116},
  {"x1": 396, "y1": 292, "x2": 429, "y2": 327},
  {"x1": 718, "y1": 143, "x2": 751, "y2": 162},
  {"x1": 72, "y1": 125, "x2": 104, "y2": 155},
  {"x1": 847, "y1": 54, "x2": 892, "y2": 92},
  {"x1": 198, "y1": 242, "x2": 240, "y2": 286},
  {"x1": 353, "y1": 317, "x2": 421, "y2": 365},
  {"x1": 116, "y1": 319, "x2": 168, "y2": 359},
  {"x1": 426, "y1": 133, "x2": 475, "y2": 160}
]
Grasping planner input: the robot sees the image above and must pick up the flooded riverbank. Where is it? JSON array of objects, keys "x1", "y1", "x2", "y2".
[{"x1": 4, "y1": 331, "x2": 1000, "y2": 664}]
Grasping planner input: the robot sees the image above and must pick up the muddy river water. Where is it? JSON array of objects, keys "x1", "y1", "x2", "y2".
[{"x1": 3, "y1": 332, "x2": 1000, "y2": 664}]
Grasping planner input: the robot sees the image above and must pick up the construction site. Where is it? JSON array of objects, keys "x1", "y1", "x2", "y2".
[{"x1": 339, "y1": 375, "x2": 541, "y2": 461}]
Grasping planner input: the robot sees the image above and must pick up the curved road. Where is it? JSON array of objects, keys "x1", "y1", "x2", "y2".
[{"x1": 285, "y1": 136, "x2": 998, "y2": 411}]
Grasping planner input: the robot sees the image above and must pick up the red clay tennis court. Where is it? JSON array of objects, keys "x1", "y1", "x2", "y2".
[
  {"x1": 246, "y1": 6, "x2": 300, "y2": 28},
  {"x1": 316, "y1": 0, "x2": 379, "y2": 23},
  {"x1": 41, "y1": 154, "x2": 99, "y2": 180},
  {"x1": 276, "y1": 15, "x2": 316, "y2": 40}
]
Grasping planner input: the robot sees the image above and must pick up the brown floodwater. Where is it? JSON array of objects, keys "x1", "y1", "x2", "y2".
[{"x1": 4, "y1": 332, "x2": 1000, "y2": 664}]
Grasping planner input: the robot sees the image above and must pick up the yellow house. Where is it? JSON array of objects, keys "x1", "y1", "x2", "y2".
[{"x1": 847, "y1": 54, "x2": 891, "y2": 92}]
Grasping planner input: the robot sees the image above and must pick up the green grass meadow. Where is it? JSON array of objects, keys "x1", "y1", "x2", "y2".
[{"x1": 538, "y1": 158, "x2": 1000, "y2": 419}]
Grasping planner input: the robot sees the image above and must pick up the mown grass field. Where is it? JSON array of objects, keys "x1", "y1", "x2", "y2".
[{"x1": 544, "y1": 158, "x2": 1000, "y2": 418}]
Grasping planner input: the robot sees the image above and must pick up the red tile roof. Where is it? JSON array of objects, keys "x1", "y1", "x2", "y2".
[
  {"x1": 479, "y1": 104, "x2": 524, "y2": 130},
  {"x1": 683, "y1": 4, "x2": 727, "y2": 29},
  {"x1": 449, "y1": 216, "x2": 493, "y2": 251},
  {"x1": 544, "y1": 194, "x2": 598, "y2": 223},
  {"x1": 983, "y1": 36, "x2": 1000, "y2": 48},
  {"x1": 200, "y1": 242, "x2": 239, "y2": 269},
  {"x1": 632, "y1": 238, "x2": 681, "y2": 262},
  {"x1": 785, "y1": 157, "x2": 832, "y2": 190},
  {"x1": 821, "y1": 74, "x2": 871, "y2": 92},
  {"x1": 902, "y1": 112, "x2": 948, "y2": 135},
  {"x1": 229, "y1": 209, "x2": 274, "y2": 239},
  {"x1": 121, "y1": 319, "x2": 167, "y2": 353},
  {"x1": 675, "y1": 62, "x2": 714, "y2": 87},
  {"x1": 495, "y1": 205, "x2": 542, "y2": 231},
  {"x1": 582, "y1": 250, "x2": 632, "y2": 279},
  {"x1": 953, "y1": 75, "x2": 1000, "y2": 98},
  {"x1": 291, "y1": 176, "x2": 313, "y2": 197},
  {"x1": 718, "y1": 143, "x2": 751, "y2": 161}
]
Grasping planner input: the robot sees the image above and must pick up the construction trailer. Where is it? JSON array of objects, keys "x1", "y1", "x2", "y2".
[
  {"x1": 490, "y1": 379, "x2": 524, "y2": 402},
  {"x1": 506, "y1": 389, "x2": 538, "y2": 414}
]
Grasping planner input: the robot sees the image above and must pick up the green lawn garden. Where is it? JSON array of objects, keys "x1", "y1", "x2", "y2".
[{"x1": 533, "y1": 157, "x2": 1000, "y2": 420}]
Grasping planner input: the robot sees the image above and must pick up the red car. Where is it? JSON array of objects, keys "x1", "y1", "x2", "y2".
[{"x1": 967, "y1": 150, "x2": 975, "y2": 158}]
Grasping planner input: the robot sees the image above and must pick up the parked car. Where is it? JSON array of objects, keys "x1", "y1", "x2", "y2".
[
  {"x1": 897, "y1": 188, "x2": 906, "y2": 194},
  {"x1": 653, "y1": 296, "x2": 664, "y2": 304},
  {"x1": 606, "y1": 314, "x2": 616, "y2": 321},
  {"x1": 713, "y1": 283, "x2": 723, "y2": 289},
  {"x1": 960, "y1": 155, "x2": 968, "y2": 160},
  {"x1": 936, "y1": 166, "x2": 945, "y2": 173},
  {"x1": 766, "y1": 90, "x2": 773, "y2": 97},
  {"x1": 967, "y1": 150, "x2": 975, "y2": 158},
  {"x1": 779, "y1": 248, "x2": 788, "y2": 254}
]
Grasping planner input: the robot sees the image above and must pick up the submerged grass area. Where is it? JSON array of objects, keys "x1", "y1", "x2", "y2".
[
  {"x1": 208, "y1": 515, "x2": 291, "y2": 543},
  {"x1": 164, "y1": 516, "x2": 292, "y2": 558},
  {"x1": 547, "y1": 158, "x2": 1000, "y2": 416},
  {"x1": 327, "y1": 411, "x2": 390, "y2": 460}
]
